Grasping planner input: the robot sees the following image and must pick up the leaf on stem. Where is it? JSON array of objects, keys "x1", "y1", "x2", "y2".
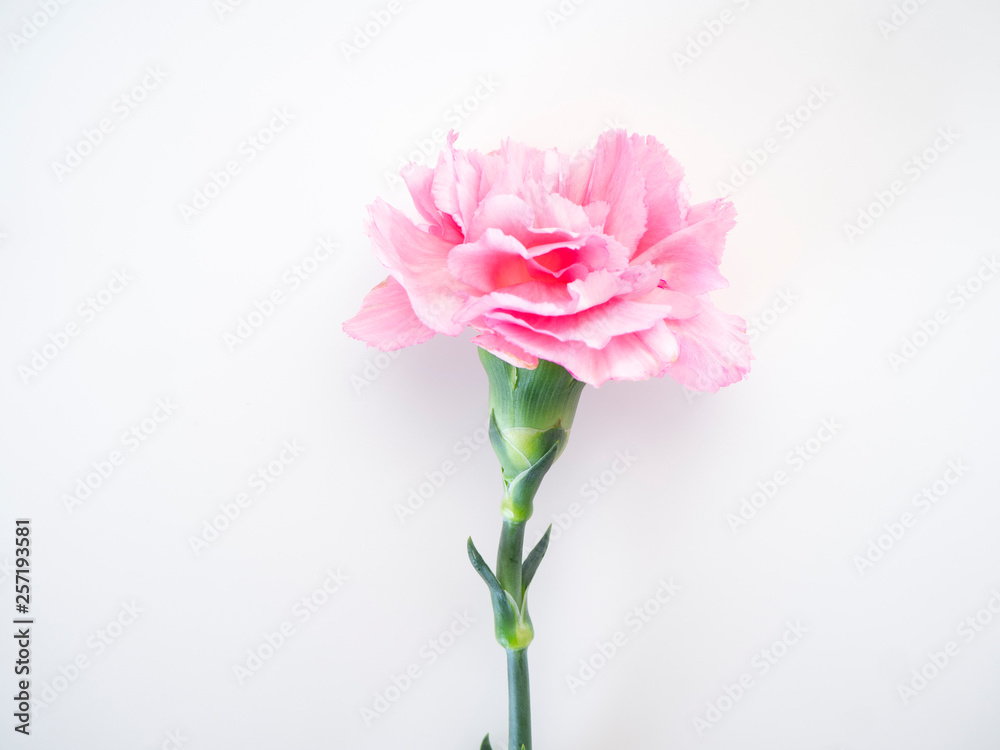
[
  {"x1": 521, "y1": 524, "x2": 552, "y2": 598},
  {"x1": 467, "y1": 537, "x2": 502, "y2": 593},
  {"x1": 467, "y1": 537, "x2": 518, "y2": 638}
]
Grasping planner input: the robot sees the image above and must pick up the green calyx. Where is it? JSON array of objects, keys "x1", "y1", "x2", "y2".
[{"x1": 479, "y1": 348, "x2": 586, "y2": 522}]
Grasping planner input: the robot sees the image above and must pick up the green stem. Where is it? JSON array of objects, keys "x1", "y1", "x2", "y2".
[
  {"x1": 496, "y1": 519, "x2": 525, "y2": 609},
  {"x1": 497, "y1": 518, "x2": 530, "y2": 749},
  {"x1": 506, "y1": 648, "x2": 531, "y2": 750}
]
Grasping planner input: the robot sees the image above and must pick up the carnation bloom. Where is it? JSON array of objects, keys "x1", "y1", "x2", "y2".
[{"x1": 344, "y1": 130, "x2": 752, "y2": 390}]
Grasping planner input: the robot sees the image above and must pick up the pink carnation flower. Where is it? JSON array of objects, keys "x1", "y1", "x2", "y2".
[{"x1": 344, "y1": 130, "x2": 752, "y2": 390}]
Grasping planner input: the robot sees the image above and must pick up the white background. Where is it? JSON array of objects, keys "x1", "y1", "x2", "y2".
[{"x1": 2, "y1": 0, "x2": 999, "y2": 748}]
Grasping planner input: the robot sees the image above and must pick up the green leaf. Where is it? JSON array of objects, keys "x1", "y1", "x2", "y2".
[
  {"x1": 468, "y1": 537, "x2": 533, "y2": 650},
  {"x1": 468, "y1": 537, "x2": 505, "y2": 599},
  {"x1": 480, "y1": 733, "x2": 492, "y2": 750},
  {"x1": 521, "y1": 524, "x2": 552, "y2": 598},
  {"x1": 468, "y1": 537, "x2": 518, "y2": 643}
]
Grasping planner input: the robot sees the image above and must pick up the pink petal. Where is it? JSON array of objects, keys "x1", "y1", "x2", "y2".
[
  {"x1": 479, "y1": 154, "x2": 534, "y2": 204},
  {"x1": 521, "y1": 180, "x2": 595, "y2": 235},
  {"x1": 487, "y1": 319, "x2": 680, "y2": 387},
  {"x1": 498, "y1": 138, "x2": 566, "y2": 195},
  {"x1": 447, "y1": 228, "x2": 535, "y2": 292},
  {"x1": 466, "y1": 193, "x2": 536, "y2": 243},
  {"x1": 628, "y1": 285, "x2": 702, "y2": 320},
  {"x1": 431, "y1": 131, "x2": 502, "y2": 234},
  {"x1": 449, "y1": 225, "x2": 626, "y2": 293},
  {"x1": 663, "y1": 301, "x2": 752, "y2": 391},
  {"x1": 456, "y1": 269, "x2": 627, "y2": 320},
  {"x1": 583, "y1": 200, "x2": 611, "y2": 230},
  {"x1": 483, "y1": 297, "x2": 687, "y2": 349},
  {"x1": 470, "y1": 331, "x2": 539, "y2": 369},
  {"x1": 528, "y1": 233, "x2": 627, "y2": 280},
  {"x1": 562, "y1": 146, "x2": 596, "y2": 205},
  {"x1": 469, "y1": 185, "x2": 590, "y2": 253},
  {"x1": 618, "y1": 261, "x2": 666, "y2": 300},
  {"x1": 578, "y1": 130, "x2": 649, "y2": 251},
  {"x1": 343, "y1": 276, "x2": 436, "y2": 350},
  {"x1": 366, "y1": 199, "x2": 468, "y2": 335},
  {"x1": 629, "y1": 133, "x2": 690, "y2": 254},
  {"x1": 631, "y1": 199, "x2": 736, "y2": 296},
  {"x1": 402, "y1": 164, "x2": 464, "y2": 243}
]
